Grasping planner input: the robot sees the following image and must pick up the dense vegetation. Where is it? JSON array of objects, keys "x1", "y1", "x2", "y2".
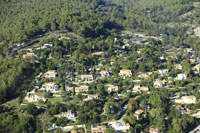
[
  {"x1": 0, "y1": 57, "x2": 37, "y2": 103},
  {"x1": 0, "y1": 0, "x2": 112, "y2": 42}
]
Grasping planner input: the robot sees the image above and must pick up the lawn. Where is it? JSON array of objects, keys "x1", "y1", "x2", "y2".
[
  {"x1": 33, "y1": 102, "x2": 46, "y2": 107},
  {"x1": 48, "y1": 96, "x2": 63, "y2": 104}
]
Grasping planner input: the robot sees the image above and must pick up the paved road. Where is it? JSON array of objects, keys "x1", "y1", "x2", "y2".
[
  {"x1": 189, "y1": 125, "x2": 200, "y2": 133},
  {"x1": 118, "y1": 104, "x2": 127, "y2": 122}
]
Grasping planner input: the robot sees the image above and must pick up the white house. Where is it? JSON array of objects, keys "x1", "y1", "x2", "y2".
[
  {"x1": 43, "y1": 70, "x2": 57, "y2": 79},
  {"x1": 67, "y1": 86, "x2": 89, "y2": 93},
  {"x1": 175, "y1": 73, "x2": 187, "y2": 81},
  {"x1": 174, "y1": 64, "x2": 183, "y2": 70},
  {"x1": 133, "y1": 84, "x2": 149, "y2": 92},
  {"x1": 119, "y1": 69, "x2": 132, "y2": 79},
  {"x1": 109, "y1": 121, "x2": 130, "y2": 132},
  {"x1": 84, "y1": 94, "x2": 99, "y2": 101},
  {"x1": 133, "y1": 85, "x2": 149, "y2": 92},
  {"x1": 40, "y1": 82, "x2": 59, "y2": 93},
  {"x1": 25, "y1": 93, "x2": 46, "y2": 103},
  {"x1": 158, "y1": 69, "x2": 169, "y2": 76},
  {"x1": 91, "y1": 125, "x2": 106, "y2": 133},
  {"x1": 137, "y1": 72, "x2": 149, "y2": 79},
  {"x1": 55, "y1": 110, "x2": 76, "y2": 121},
  {"x1": 22, "y1": 52, "x2": 37, "y2": 58},
  {"x1": 107, "y1": 85, "x2": 118, "y2": 93},
  {"x1": 133, "y1": 84, "x2": 141, "y2": 92},
  {"x1": 42, "y1": 43, "x2": 53, "y2": 49},
  {"x1": 100, "y1": 70, "x2": 110, "y2": 78},
  {"x1": 175, "y1": 96, "x2": 196, "y2": 104},
  {"x1": 140, "y1": 86, "x2": 149, "y2": 92},
  {"x1": 154, "y1": 79, "x2": 166, "y2": 88},
  {"x1": 193, "y1": 64, "x2": 200, "y2": 73},
  {"x1": 79, "y1": 75, "x2": 94, "y2": 82},
  {"x1": 122, "y1": 43, "x2": 130, "y2": 49},
  {"x1": 134, "y1": 109, "x2": 144, "y2": 120},
  {"x1": 61, "y1": 110, "x2": 75, "y2": 118}
]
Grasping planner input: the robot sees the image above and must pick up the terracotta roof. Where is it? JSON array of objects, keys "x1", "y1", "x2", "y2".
[
  {"x1": 80, "y1": 75, "x2": 93, "y2": 78},
  {"x1": 31, "y1": 93, "x2": 45, "y2": 97},
  {"x1": 182, "y1": 96, "x2": 196, "y2": 99},
  {"x1": 149, "y1": 127, "x2": 159, "y2": 132},
  {"x1": 92, "y1": 52, "x2": 104, "y2": 56},
  {"x1": 100, "y1": 70, "x2": 108, "y2": 74},
  {"x1": 135, "y1": 109, "x2": 144, "y2": 115}
]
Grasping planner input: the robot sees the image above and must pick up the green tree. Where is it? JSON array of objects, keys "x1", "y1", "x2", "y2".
[
  {"x1": 26, "y1": 103, "x2": 37, "y2": 115},
  {"x1": 105, "y1": 127, "x2": 115, "y2": 133}
]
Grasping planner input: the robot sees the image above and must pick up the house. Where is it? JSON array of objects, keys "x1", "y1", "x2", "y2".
[
  {"x1": 193, "y1": 2, "x2": 200, "y2": 7},
  {"x1": 149, "y1": 127, "x2": 160, "y2": 133},
  {"x1": 91, "y1": 125, "x2": 106, "y2": 133},
  {"x1": 79, "y1": 75, "x2": 93, "y2": 82},
  {"x1": 158, "y1": 69, "x2": 169, "y2": 76},
  {"x1": 43, "y1": 70, "x2": 57, "y2": 78},
  {"x1": 22, "y1": 52, "x2": 37, "y2": 58},
  {"x1": 137, "y1": 72, "x2": 149, "y2": 79},
  {"x1": 71, "y1": 129, "x2": 83, "y2": 133},
  {"x1": 58, "y1": 36, "x2": 70, "y2": 40},
  {"x1": 119, "y1": 69, "x2": 132, "y2": 79},
  {"x1": 67, "y1": 86, "x2": 89, "y2": 93},
  {"x1": 12, "y1": 42, "x2": 26, "y2": 49},
  {"x1": 185, "y1": 48, "x2": 193, "y2": 53},
  {"x1": 134, "y1": 109, "x2": 144, "y2": 120},
  {"x1": 109, "y1": 121, "x2": 130, "y2": 132},
  {"x1": 59, "y1": 125, "x2": 86, "y2": 133},
  {"x1": 190, "y1": 110, "x2": 200, "y2": 118},
  {"x1": 159, "y1": 56, "x2": 165, "y2": 60},
  {"x1": 42, "y1": 43, "x2": 53, "y2": 49},
  {"x1": 92, "y1": 52, "x2": 104, "y2": 56},
  {"x1": 25, "y1": 93, "x2": 46, "y2": 103},
  {"x1": 153, "y1": 79, "x2": 166, "y2": 88},
  {"x1": 133, "y1": 85, "x2": 149, "y2": 92},
  {"x1": 174, "y1": 64, "x2": 183, "y2": 70},
  {"x1": 114, "y1": 38, "x2": 118, "y2": 43},
  {"x1": 175, "y1": 96, "x2": 196, "y2": 104},
  {"x1": 40, "y1": 82, "x2": 59, "y2": 93},
  {"x1": 84, "y1": 94, "x2": 99, "y2": 101},
  {"x1": 133, "y1": 84, "x2": 141, "y2": 92},
  {"x1": 175, "y1": 73, "x2": 187, "y2": 81},
  {"x1": 66, "y1": 87, "x2": 73, "y2": 92},
  {"x1": 193, "y1": 64, "x2": 200, "y2": 73},
  {"x1": 100, "y1": 70, "x2": 110, "y2": 78},
  {"x1": 58, "y1": 110, "x2": 76, "y2": 121},
  {"x1": 122, "y1": 43, "x2": 130, "y2": 49},
  {"x1": 182, "y1": 96, "x2": 196, "y2": 104},
  {"x1": 133, "y1": 32, "x2": 146, "y2": 38},
  {"x1": 107, "y1": 85, "x2": 118, "y2": 93},
  {"x1": 140, "y1": 86, "x2": 149, "y2": 92},
  {"x1": 190, "y1": 58, "x2": 196, "y2": 64}
]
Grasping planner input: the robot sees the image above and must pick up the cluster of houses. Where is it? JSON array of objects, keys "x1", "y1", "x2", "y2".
[
  {"x1": 19, "y1": 31, "x2": 200, "y2": 132},
  {"x1": 24, "y1": 70, "x2": 59, "y2": 103},
  {"x1": 13, "y1": 42, "x2": 54, "y2": 59}
]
